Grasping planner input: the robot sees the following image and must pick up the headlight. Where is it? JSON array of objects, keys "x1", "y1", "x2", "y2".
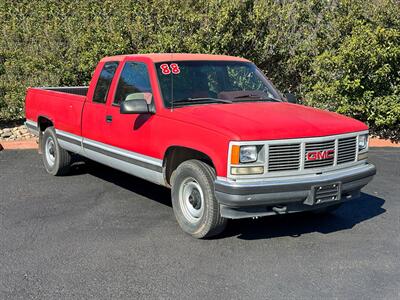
[
  {"x1": 358, "y1": 134, "x2": 368, "y2": 151},
  {"x1": 239, "y1": 145, "x2": 258, "y2": 163}
]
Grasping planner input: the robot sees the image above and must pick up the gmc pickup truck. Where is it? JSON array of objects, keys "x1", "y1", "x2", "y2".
[{"x1": 25, "y1": 53, "x2": 376, "y2": 238}]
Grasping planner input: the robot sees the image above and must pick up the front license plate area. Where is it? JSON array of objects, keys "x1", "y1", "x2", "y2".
[{"x1": 305, "y1": 182, "x2": 342, "y2": 205}]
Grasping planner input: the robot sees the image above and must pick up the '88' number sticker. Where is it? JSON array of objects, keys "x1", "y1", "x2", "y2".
[{"x1": 160, "y1": 63, "x2": 180, "y2": 75}]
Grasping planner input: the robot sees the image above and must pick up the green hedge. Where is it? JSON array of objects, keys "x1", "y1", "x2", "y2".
[{"x1": 1, "y1": 0, "x2": 399, "y2": 139}]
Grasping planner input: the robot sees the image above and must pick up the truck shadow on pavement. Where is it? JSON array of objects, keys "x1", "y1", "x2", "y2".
[
  {"x1": 70, "y1": 159, "x2": 172, "y2": 207},
  {"x1": 70, "y1": 160, "x2": 386, "y2": 240},
  {"x1": 222, "y1": 193, "x2": 386, "y2": 240}
]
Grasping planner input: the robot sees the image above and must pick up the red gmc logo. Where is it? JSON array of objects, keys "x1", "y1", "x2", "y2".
[{"x1": 306, "y1": 149, "x2": 334, "y2": 161}]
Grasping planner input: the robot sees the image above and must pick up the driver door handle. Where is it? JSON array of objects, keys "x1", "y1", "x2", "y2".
[{"x1": 106, "y1": 115, "x2": 113, "y2": 123}]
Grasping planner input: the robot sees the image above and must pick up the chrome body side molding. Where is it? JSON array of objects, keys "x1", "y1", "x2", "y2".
[
  {"x1": 25, "y1": 120, "x2": 39, "y2": 136},
  {"x1": 54, "y1": 129, "x2": 165, "y2": 186}
]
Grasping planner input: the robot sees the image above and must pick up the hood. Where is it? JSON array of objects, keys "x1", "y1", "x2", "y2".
[{"x1": 170, "y1": 102, "x2": 368, "y2": 140}]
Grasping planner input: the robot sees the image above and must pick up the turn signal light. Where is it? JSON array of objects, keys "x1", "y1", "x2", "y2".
[
  {"x1": 231, "y1": 166, "x2": 264, "y2": 175},
  {"x1": 358, "y1": 152, "x2": 368, "y2": 161},
  {"x1": 230, "y1": 145, "x2": 240, "y2": 165}
]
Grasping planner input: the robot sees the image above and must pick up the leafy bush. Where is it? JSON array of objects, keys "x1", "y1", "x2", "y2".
[
  {"x1": 302, "y1": 2, "x2": 400, "y2": 140},
  {"x1": 0, "y1": 0, "x2": 399, "y2": 139}
]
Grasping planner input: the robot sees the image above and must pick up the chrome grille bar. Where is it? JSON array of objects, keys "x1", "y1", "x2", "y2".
[
  {"x1": 268, "y1": 144, "x2": 300, "y2": 172},
  {"x1": 337, "y1": 137, "x2": 357, "y2": 164}
]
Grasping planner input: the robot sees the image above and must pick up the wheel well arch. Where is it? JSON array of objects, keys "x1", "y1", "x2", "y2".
[
  {"x1": 36, "y1": 116, "x2": 54, "y2": 153},
  {"x1": 163, "y1": 146, "x2": 216, "y2": 186},
  {"x1": 37, "y1": 116, "x2": 54, "y2": 132}
]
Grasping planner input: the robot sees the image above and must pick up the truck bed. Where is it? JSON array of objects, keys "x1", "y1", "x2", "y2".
[{"x1": 25, "y1": 86, "x2": 87, "y2": 136}]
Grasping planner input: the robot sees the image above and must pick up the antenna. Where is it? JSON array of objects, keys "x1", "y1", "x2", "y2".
[{"x1": 170, "y1": 52, "x2": 174, "y2": 111}]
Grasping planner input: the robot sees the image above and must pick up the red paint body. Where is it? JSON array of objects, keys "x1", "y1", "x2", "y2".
[{"x1": 25, "y1": 54, "x2": 368, "y2": 177}]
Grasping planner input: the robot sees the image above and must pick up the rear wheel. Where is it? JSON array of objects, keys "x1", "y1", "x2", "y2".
[
  {"x1": 171, "y1": 160, "x2": 227, "y2": 238},
  {"x1": 41, "y1": 127, "x2": 71, "y2": 176}
]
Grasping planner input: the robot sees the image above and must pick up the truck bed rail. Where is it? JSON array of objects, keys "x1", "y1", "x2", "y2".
[{"x1": 37, "y1": 86, "x2": 89, "y2": 96}]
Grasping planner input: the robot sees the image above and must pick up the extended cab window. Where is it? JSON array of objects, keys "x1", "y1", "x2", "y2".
[
  {"x1": 113, "y1": 62, "x2": 152, "y2": 105},
  {"x1": 93, "y1": 61, "x2": 119, "y2": 103}
]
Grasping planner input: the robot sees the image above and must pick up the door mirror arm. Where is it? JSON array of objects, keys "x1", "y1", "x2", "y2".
[{"x1": 284, "y1": 92, "x2": 298, "y2": 104}]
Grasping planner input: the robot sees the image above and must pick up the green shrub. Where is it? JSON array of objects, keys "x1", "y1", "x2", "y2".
[
  {"x1": 0, "y1": 0, "x2": 399, "y2": 139},
  {"x1": 303, "y1": 23, "x2": 400, "y2": 139}
]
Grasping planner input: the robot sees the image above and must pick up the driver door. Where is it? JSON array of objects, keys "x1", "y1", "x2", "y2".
[{"x1": 104, "y1": 60, "x2": 157, "y2": 165}]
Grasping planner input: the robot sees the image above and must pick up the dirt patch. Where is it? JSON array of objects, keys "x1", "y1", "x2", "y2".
[
  {"x1": 0, "y1": 138, "x2": 38, "y2": 150},
  {"x1": 369, "y1": 137, "x2": 400, "y2": 147}
]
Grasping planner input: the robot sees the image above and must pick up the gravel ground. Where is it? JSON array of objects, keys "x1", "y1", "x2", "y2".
[{"x1": 0, "y1": 149, "x2": 399, "y2": 299}]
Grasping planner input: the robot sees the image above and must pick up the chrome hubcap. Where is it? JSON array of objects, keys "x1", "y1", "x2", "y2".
[
  {"x1": 179, "y1": 178, "x2": 204, "y2": 223},
  {"x1": 45, "y1": 137, "x2": 56, "y2": 167}
]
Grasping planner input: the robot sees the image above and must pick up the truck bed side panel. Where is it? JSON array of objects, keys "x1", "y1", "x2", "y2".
[{"x1": 25, "y1": 88, "x2": 85, "y2": 136}]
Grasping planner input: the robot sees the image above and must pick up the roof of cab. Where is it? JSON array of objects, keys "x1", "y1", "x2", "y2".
[{"x1": 101, "y1": 53, "x2": 250, "y2": 63}]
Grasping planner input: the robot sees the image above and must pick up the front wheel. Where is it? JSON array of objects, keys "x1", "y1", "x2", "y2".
[
  {"x1": 171, "y1": 160, "x2": 227, "y2": 238},
  {"x1": 41, "y1": 127, "x2": 71, "y2": 176}
]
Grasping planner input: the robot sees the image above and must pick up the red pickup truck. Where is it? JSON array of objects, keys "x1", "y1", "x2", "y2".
[{"x1": 25, "y1": 53, "x2": 376, "y2": 238}]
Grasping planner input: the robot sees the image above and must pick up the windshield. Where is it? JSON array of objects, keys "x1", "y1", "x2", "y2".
[{"x1": 155, "y1": 61, "x2": 282, "y2": 108}]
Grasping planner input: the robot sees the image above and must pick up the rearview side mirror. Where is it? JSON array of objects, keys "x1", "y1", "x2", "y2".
[
  {"x1": 120, "y1": 92, "x2": 153, "y2": 114},
  {"x1": 120, "y1": 99, "x2": 150, "y2": 114},
  {"x1": 285, "y1": 92, "x2": 297, "y2": 104}
]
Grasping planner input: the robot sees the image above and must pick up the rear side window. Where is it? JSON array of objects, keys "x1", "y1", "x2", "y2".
[
  {"x1": 113, "y1": 62, "x2": 152, "y2": 105},
  {"x1": 92, "y1": 61, "x2": 119, "y2": 103}
]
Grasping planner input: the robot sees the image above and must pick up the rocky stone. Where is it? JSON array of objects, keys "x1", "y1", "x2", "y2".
[
  {"x1": 1, "y1": 132, "x2": 12, "y2": 138},
  {"x1": 0, "y1": 125, "x2": 35, "y2": 141}
]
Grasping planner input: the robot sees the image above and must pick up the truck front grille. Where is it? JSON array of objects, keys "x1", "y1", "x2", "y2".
[{"x1": 266, "y1": 134, "x2": 359, "y2": 173}]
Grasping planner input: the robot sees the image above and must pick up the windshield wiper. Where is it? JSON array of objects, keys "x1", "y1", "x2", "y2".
[
  {"x1": 233, "y1": 94, "x2": 262, "y2": 99},
  {"x1": 233, "y1": 95, "x2": 281, "y2": 102},
  {"x1": 172, "y1": 97, "x2": 233, "y2": 106}
]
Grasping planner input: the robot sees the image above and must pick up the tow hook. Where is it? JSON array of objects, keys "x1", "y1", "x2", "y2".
[{"x1": 272, "y1": 205, "x2": 287, "y2": 214}]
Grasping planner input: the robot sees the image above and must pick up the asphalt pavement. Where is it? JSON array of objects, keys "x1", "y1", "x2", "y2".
[{"x1": 0, "y1": 149, "x2": 399, "y2": 299}]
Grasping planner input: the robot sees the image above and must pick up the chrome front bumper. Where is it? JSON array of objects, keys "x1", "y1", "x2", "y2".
[{"x1": 214, "y1": 163, "x2": 376, "y2": 219}]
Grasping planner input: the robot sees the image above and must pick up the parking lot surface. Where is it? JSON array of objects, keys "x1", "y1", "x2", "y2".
[{"x1": 0, "y1": 149, "x2": 399, "y2": 299}]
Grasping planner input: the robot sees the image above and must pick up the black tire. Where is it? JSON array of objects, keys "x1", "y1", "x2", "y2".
[
  {"x1": 41, "y1": 127, "x2": 71, "y2": 176},
  {"x1": 312, "y1": 203, "x2": 342, "y2": 215},
  {"x1": 170, "y1": 160, "x2": 227, "y2": 238}
]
